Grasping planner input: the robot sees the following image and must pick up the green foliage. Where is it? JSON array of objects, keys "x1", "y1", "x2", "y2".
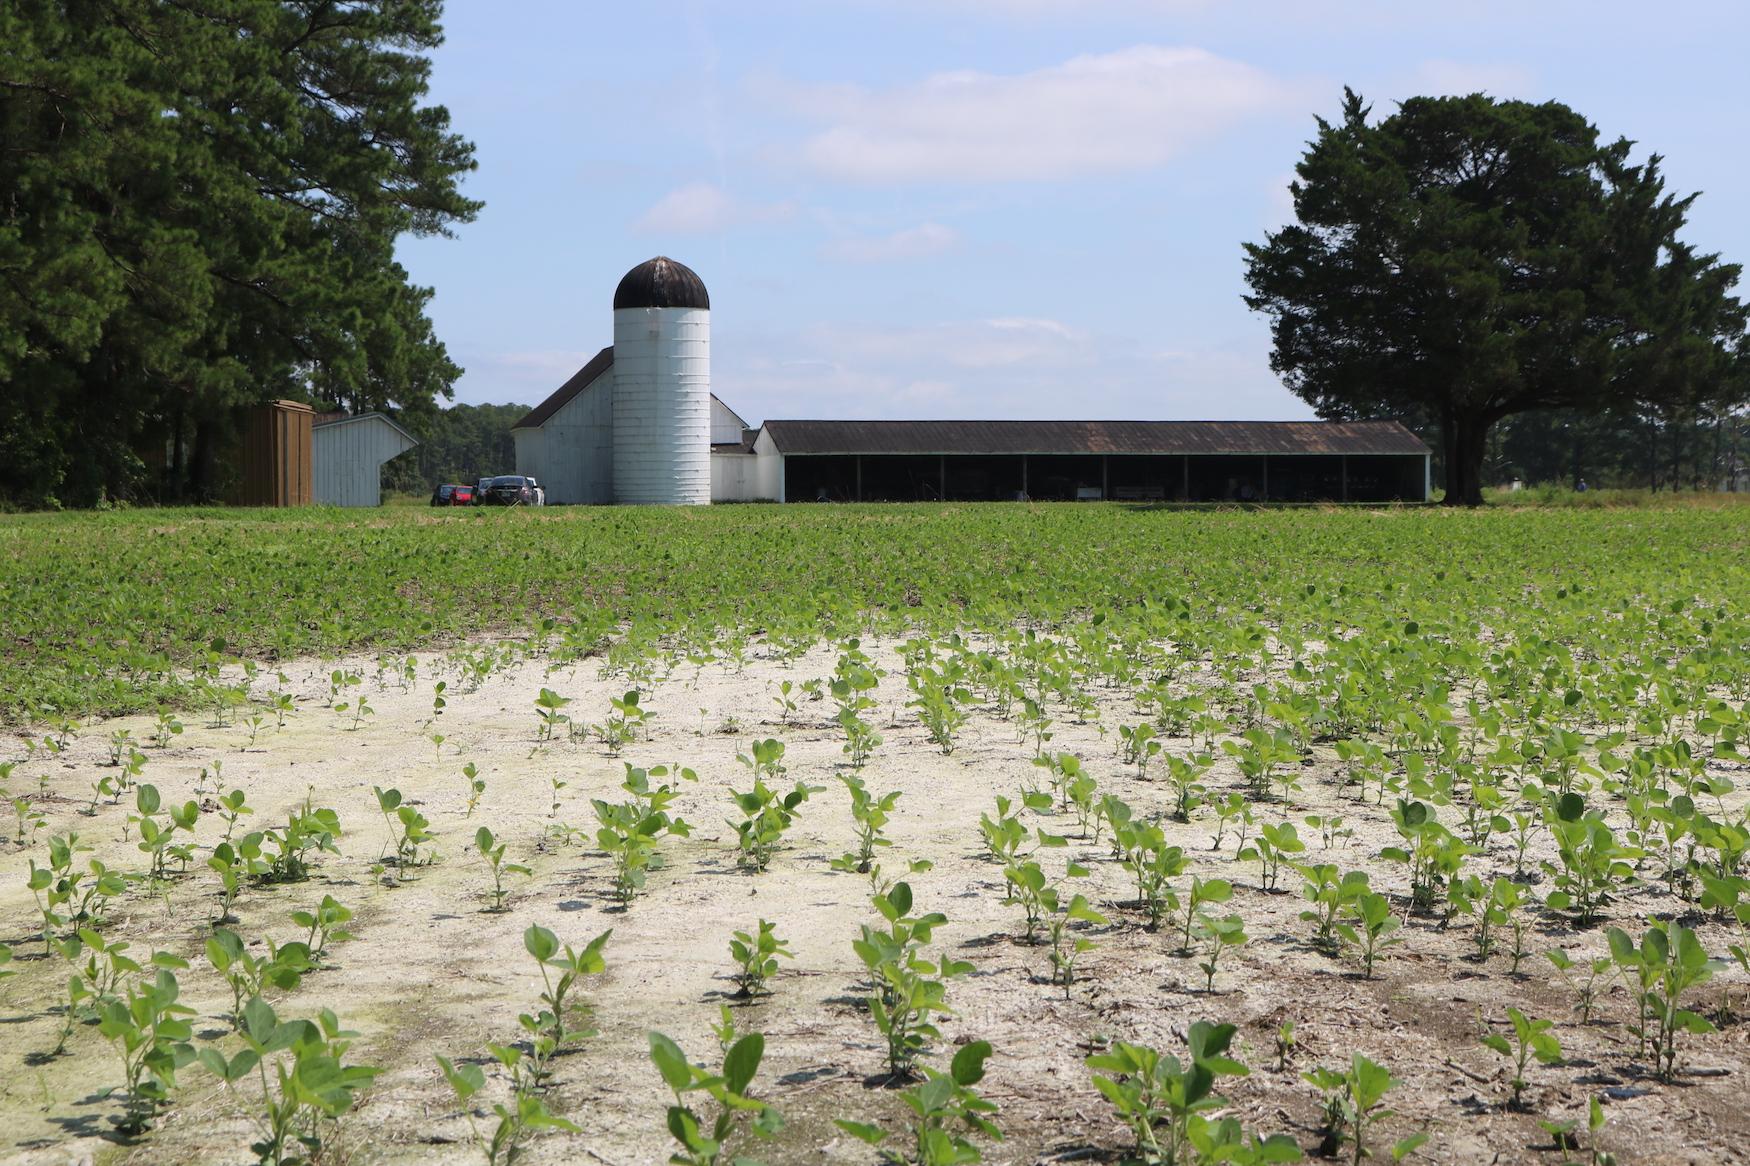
[
  {"x1": 1114, "y1": 818, "x2": 1188, "y2": 930},
  {"x1": 206, "y1": 927, "x2": 309, "y2": 1026},
  {"x1": 728, "y1": 919, "x2": 794, "y2": 998},
  {"x1": 1545, "y1": 949, "x2": 1616, "y2": 1024},
  {"x1": 1085, "y1": 1021, "x2": 1252, "y2": 1165},
  {"x1": 1606, "y1": 920, "x2": 1722, "y2": 1080},
  {"x1": 533, "y1": 688, "x2": 572, "y2": 741},
  {"x1": 437, "y1": 1053, "x2": 579, "y2": 1166},
  {"x1": 518, "y1": 924, "x2": 611, "y2": 1085},
  {"x1": 594, "y1": 763, "x2": 694, "y2": 902},
  {"x1": 1239, "y1": 821, "x2": 1304, "y2": 893},
  {"x1": 1243, "y1": 88, "x2": 1748, "y2": 505},
  {"x1": 834, "y1": 774, "x2": 902, "y2": 876},
  {"x1": 1480, "y1": 1007, "x2": 1563, "y2": 1109},
  {"x1": 729, "y1": 746, "x2": 820, "y2": 872},
  {"x1": 291, "y1": 895, "x2": 355, "y2": 962},
  {"x1": 474, "y1": 826, "x2": 531, "y2": 912},
  {"x1": 1543, "y1": 795, "x2": 1641, "y2": 925},
  {"x1": 1334, "y1": 892, "x2": 1403, "y2": 979},
  {"x1": 99, "y1": 967, "x2": 196, "y2": 1133},
  {"x1": 27, "y1": 832, "x2": 125, "y2": 952},
  {"x1": 649, "y1": 1025, "x2": 783, "y2": 1166},
  {"x1": 200, "y1": 998, "x2": 379, "y2": 1166},
  {"x1": 1304, "y1": 1054, "x2": 1418, "y2": 1166},
  {"x1": 373, "y1": 786, "x2": 433, "y2": 878},
  {"x1": 852, "y1": 882, "x2": 973, "y2": 1079},
  {"x1": 836, "y1": 1040, "x2": 1001, "y2": 1165}
]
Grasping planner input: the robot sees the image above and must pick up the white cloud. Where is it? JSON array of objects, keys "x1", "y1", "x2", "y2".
[
  {"x1": 632, "y1": 181, "x2": 797, "y2": 234},
  {"x1": 766, "y1": 45, "x2": 1301, "y2": 182},
  {"x1": 821, "y1": 222, "x2": 960, "y2": 263}
]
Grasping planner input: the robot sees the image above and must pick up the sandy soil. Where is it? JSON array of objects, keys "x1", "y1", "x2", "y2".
[{"x1": 1, "y1": 635, "x2": 1747, "y2": 1166}]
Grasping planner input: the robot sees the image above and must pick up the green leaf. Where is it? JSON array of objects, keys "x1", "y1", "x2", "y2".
[
  {"x1": 834, "y1": 1119, "x2": 888, "y2": 1145},
  {"x1": 649, "y1": 1032, "x2": 693, "y2": 1092},
  {"x1": 950, "y1": 1040, "x2": 993, "y2": 1087},
  {"x1": 524, "y1": 924, "x2": 559, "y2": 963},
  {"x1": 724, "y1": 1033, "x2": 765, "y2": 1097}
]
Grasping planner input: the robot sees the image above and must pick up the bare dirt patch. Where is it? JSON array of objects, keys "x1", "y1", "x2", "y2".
[{"x1": 1, "y1": 637, "x2": 1746, "y2": 1165}]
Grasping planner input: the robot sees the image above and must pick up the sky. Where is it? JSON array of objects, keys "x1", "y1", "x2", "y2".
[{"x1": 398, "y1": 0, "x2": 1750, "y2": 423}]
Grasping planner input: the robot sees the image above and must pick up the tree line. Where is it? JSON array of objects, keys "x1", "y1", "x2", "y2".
[
  {"x1": 379, "y1": 403, "x2": 530, "y2": 499},
  {"x1": 5, "y1": 6, "x2": 1747, "y2": 509},
  {"x1": 0, "y1": 0, "x2": 478, "y2": 508}
]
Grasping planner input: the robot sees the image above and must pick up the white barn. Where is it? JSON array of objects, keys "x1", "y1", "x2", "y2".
[
  {"x1": 312, "y1": 412, "x2": 417, "y2": 507},
  {"x1": 512, "y1": 256, "x2": 1431, "y2": 506}
]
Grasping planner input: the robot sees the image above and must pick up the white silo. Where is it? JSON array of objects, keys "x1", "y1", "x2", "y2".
[{"x1": 611, "y1": 257, "x2": 712, "y2": 505}]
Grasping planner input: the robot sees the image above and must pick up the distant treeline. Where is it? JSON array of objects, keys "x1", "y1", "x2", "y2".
[{"x1": 382, "y1": 403, "x2": 530, "y2": 496}]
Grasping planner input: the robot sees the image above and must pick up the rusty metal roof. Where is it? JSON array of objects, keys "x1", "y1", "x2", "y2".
[
  {"x1": 512, "y1": 347, "x2": 614, "y2": 430},
  {"x1": 613, "y1": 256, "x2": 710, "y2": 311},
  {"x1": 760, "y1": 419, "x2": 1428, "y2": 457}
]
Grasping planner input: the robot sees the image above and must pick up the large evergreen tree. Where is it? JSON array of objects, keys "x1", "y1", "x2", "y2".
[
  {"x1": 0, "y1": 0, "x2": 479, "y2": 506},
  {"x1": 1243, "y1": 90, "x2": 1747, "y2": 505}
]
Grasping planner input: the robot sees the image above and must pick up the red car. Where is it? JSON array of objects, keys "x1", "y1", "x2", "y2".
[{"x1": 430, "y1": 483, "x2": 474, "y2": 506}]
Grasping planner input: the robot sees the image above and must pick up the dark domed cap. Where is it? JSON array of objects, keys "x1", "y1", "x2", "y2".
[{"x1": 613, "y1": 256, "x2": 710, "y2": 310}]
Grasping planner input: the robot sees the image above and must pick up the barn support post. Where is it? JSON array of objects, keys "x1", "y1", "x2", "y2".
[
  {"x1": 1260, "y1": 456, "x2": 1269, "y2": 502},
  {"x1": 1182, "y1": 456, "x2": 1190, "y2": 501},
  {"x1": 855, "y1": 455, "x2": 863, "y2": 502},
  {"x1": 1020, "y1": 454, "x2": 1028, "y2": 500},
  {"x1": 1101, "y1": 455, "x2": 1109, "y2": 500},
  {"x1": 939, "y1": 455, "x2": 946, "y2": 501}
]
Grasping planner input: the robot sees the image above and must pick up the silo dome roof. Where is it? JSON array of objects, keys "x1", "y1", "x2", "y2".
[{"x1": 613, "y1": 256, "x2": 710, "y2": 310}]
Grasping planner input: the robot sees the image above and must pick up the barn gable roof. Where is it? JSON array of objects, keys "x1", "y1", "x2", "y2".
[
  {"x1": 310, "y1": 411, "x2": 418, "y2": 446},
  {"x1": 513, "y1": 346, "x2": 615, "y2": 431},
  {"x1": 759, "y1": 419, "x2": 1428, "y2": 457}
]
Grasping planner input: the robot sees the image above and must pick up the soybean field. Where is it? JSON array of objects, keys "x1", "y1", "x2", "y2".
[{"x1": 1, "y1": 501, "x2": 1748, "y2": 1165}]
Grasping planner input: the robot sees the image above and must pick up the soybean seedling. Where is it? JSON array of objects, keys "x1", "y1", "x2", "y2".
[
  {"x1": 729, "y1": 762, "x2": 821, "y2": 872},
  {"x1": 649, "y1": 1028, "x2": 784, "y2": 1166},
  {"x1": 98, "y1": 967, "x2": 196, "y2": 1134},
  {"x1": 518, "y1": 924, "x2": 611, "y2": 1085},
  {"x1": 1304, "y1": 1054, "x2": 1425, "y2": 1166},
  {"x1": 475, "y1": 826, "x2": 531, "y2": 912},
  {"x1": 201, "y1": 999, "x2": 378, "y2": 1165},
  {"x1": 852, "y1": 882, "x2": 974, "y2": 1079},
  {"x1": 1046, "y1": 893, "x2": 1108, "y2": 995},
  {"x1": 373, "y1": 786, "x2": 433, "y2": 877},
  {"x1": 460, "y1": 762, "x2": 487, "y2": 816},
  {"x1": 593, "y1": 763, "x2": 694, "y2": 903},
  {"x1": 1545, "y1": 949, "x2": 1615, "y2": 1023},
  {"x1": 436, "y1": 1054, "x2": 578, "y2": 1166},
  {"x1": 729, "y1": 919, "x2": 794, "y2": 998},
  {"x1": 204, "y1": 928, "x2": 309, "y2": 1028},
  {"x1": 533, "y1": 687, "x2": 572, "y2": 741},
  {"x1": 1481, "y1": 1007, "x2": 1562, "y2": 1110},
  {"x1": 832, "y1": 773, "x2": 901, "y2": 876},
  {"x1": 836, "y1": 1040, "x2": 1000, "y2": 1166},
  {"x1": 1195, "y1": 913, "x2": 1248, "y2": 994},
  {"x1": 1335, "y1": 892, "x2": 1404, "y2": 979},
  {"x1": 1085, "y1": 1022, "x2": 1252, "y2": 1166},
  {"x1": 291, "y1": 895, "x2": 355, "y2": 962}
]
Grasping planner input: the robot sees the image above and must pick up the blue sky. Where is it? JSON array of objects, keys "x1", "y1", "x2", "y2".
[{"x1": 399, "y1": 0, "x2": 1750, "y2": 423}]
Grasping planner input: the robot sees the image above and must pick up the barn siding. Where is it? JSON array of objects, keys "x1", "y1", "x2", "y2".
[
  {"x1": 312, "y1": 416, "x2": 416, "y2": 507},
  {"x1": 518, "y1": 368, "x2": 614, "y2": 504}
]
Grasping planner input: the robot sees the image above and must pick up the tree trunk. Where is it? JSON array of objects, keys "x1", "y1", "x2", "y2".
[{"x1": 1441, "y1": 411, "x2": 1489, "y2": 506}]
